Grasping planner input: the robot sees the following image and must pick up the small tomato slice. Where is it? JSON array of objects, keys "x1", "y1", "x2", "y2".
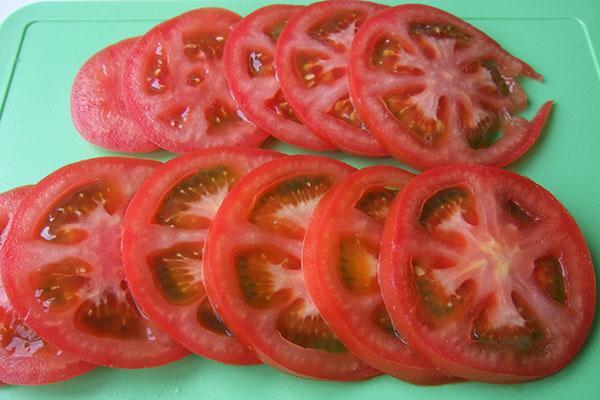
[
  {"x1": 348, "y1": 5, "x2": 553, "y2": 169},
  {"x1": 204, "y1": 155, "x2": 378, "y2": 380},
  {"x1": 0, "y1": 158, "x2": 189, "y2": 369},
  {"x1": 275, "y1": 0, "x2": 388, "y2": 156},
  {"x1": 0, "y1": 186, "x2": 96, "y2": 385},
  {"x1": 224, "y1": 5, "x2": 333, "y2": 151},
  {"x1": 379, "y1": 164, "x2": 596, "y2": 382},
  {"x1": 303, "y1": 166, "x2": 454, "y2": 384},
  {"x1": 123, "y1": 8, "x2": 267, "y2": 153},
  {"x1": 122, "y1": 148, "x2": 284, "y2": 364}
]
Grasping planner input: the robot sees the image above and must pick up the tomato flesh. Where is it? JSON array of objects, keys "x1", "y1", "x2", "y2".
[{"x1": 379, "y1": 164, "x2": 596, "y2": 382}]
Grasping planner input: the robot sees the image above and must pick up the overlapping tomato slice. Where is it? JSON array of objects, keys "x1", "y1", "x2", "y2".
[
  {"x1": 275, "y1": 0, "x2": 388, "y2": 156},
  {"x1": 303, "y1": 166, "x2": 454, "y2": 384},
  {"x1": 379, "y1": 164, "x2": 595, "y2": 382},
  {"x1": 122, "y1": 148, "x2": 283, "y2": 364},
  {"x1": 123, "y1": 8, "x2": 267, "y2": 153},
  {"x1": 0, "y1": 158, "x2": 188, "y2": 368},
  {"x1": 348, "y1": 5, "x2": 553, "y2": 169},
  {"x1": 203, "y1": 155, "x2": 379, "y2": 380}
]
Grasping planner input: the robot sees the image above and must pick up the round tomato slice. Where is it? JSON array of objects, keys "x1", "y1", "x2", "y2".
[
  {"x1": 0, "y1": 158, "x2": 189, "y2": 369},
  {"x1": 275, "y1": 0, "x2": 388, "y2": 156},
  {"x1": 348, "y1": 5, "x2": 553, "y2": 169},
  {"x1": 122, "y1": 148, "x2": 284, "y2": 364},
  {"x1": 303, "y1": 166, "x2": 455, "y2": 384},
  {"x1": 203, "y1": 155, "x2": 378, "y2": 380},
  {"x1": 123, "y1": 8, "x2": 268, "y2": 153},
  {"x1": 71, "y1": 37, "x2": 159, "y2": 153},
  {"x1": 224, "y1": 5, "x2": 333, "y2": 151},
  {"x1": 0, "y1": 186, "x2": 96, "y2": 385},
  {"x1": 379, "y1": 164, "x2": 596, "y2": 382}
]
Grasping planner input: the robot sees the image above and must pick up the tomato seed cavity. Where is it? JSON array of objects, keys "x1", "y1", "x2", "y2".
[{"x1": 339, "y1": 235, "x2": 379, "y2": 295}]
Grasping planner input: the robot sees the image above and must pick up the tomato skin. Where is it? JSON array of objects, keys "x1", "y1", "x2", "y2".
[
  {"x1": 348, "y1": 4, "x2": 553, "y2": 169},
  {"x1": 379, "y1": 164, "x2": 596, "y2": 383},
  {"x1": 122, "y1": 148, "x2": 284, "y2": 365},
  {"x1": 1, "y1": 157, "x2": 189, "y2": 369},
  {"x1": 224, "y1": 5, "x2": 334, "y2": 151}
]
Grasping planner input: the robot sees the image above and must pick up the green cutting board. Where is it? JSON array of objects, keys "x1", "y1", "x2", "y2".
[{"x1": 0, "y1": 0, "x2": 599, "y2": 399}]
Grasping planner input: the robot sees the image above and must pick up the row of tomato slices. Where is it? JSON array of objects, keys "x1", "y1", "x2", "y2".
[
  {"x1": 0, "y1": 148, "x2": 595, "y2": 385},
  {"x1": 71, "y1": 1, "x2": 553, "y2": 170}
]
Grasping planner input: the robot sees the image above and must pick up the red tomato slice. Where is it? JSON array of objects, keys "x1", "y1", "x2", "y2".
[
  {"x1": 0, "y1": 158, "x2": 189, "y2": 369},
  {"x1": 122, "y1": 148, "x2": 284, "y2": 364},
  {"x1": 71, "y1": 37, "x2": 159, "y2": 153},
  {"x1": 303, "y1": 166, "x2": 455, "y2": 384},
  {"x1": 123, "y1": 8, "x2": 268, "y2": 153},
  {"x1": 379, "y1": 164, "x2": 596, "y2": 382},
  {"x1": 348, "y1": 5, "x2": 553, "y2": 169},
  {"x1": 275, "y1": 0, "x2": 388, "y2": 156},
  {"x1": 224, "y1": 5, "x2": 333, "y2": 151},
  {"x1": 0, "y1": 186, "x2": 95, "y2": 385},
  {"x1": 203, "y1": 155, "x2": 378, "y2": 380}
]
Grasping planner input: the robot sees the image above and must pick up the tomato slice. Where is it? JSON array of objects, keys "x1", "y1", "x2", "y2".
[
  {"x1": 71, "y1": 37, "x2": 159, "y2": 153},
  {"x1": 379, "y1": 164, "x2": 596, "y2": 382},
  {"x1": 348, "y1": 5, "x2": 553, "y2": 169},
  {"x1": 122, "y1": 148, "x2": 284, "y2": 364},
  {"x1": 303, "y1": 166, "x2": 456, "y2": 384},
  {"x1": 0, "y1": 158, "x2": 189, "y2": 369},
  {"x1": 203, "y1": 155, "x2": 378, "y2": 380},
  {"x1": 123, "y1": 8, "x2": 268, "y2": 153},
  {"x1": 0, "y1": 186, "x2": 96, "y2": 385},
  {"x1": 275, "y1": 0, "x2": 388, "y2": 156},
  {"x1": 224, "y1": 5, "x2": 333, "y2": 151}
]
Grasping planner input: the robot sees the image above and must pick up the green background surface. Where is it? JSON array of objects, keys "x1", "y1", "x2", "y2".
[{"x1": 0, "y1": 0, "x2": 599, "y2": 399}]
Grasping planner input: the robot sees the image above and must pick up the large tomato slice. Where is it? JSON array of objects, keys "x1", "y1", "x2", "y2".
[
  {"x1": 348, "y1": 5, "x2": 553, "y2": 169},
  {"x1": 224, "y1": 5, "x2": 333, "y2": 151},
  {"x1": 303, "y1": 166, "x2": 454, "y2": 384},
  {"x1": 0, "y1": 158, "x2": 189, "y2": 369},
  {"x1": 71, "y1": 37, "x2": 159, "y2": 153},
  {"x1": 379, "y1": 164, "x2": 596, "y2": 382},
  {"x1": 0, "y1": 186, "x2": 95, "y2": 385},
  {"x1": 275, "y1": 0, "x2": 388, "y2": 156},
  {"x1": 122, "y1": 148, "x2": 284, "y2": 364},
  {"x1": 203, "y1": 155, "x2": 378, "y2": 380},
  {"x1": 123, "y1": 8, "x2": 267, "y2": 153}
]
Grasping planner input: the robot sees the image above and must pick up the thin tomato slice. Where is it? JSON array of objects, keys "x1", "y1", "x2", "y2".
[
  {"x1": 303, "y1": 166, "x2": 454, "y2": 384},
  {"x1": 348, "y1": 5, "x2": 553, "y2": 169},
  {"x1": 123, "y1": 8, "x2": 268, "y2": 153},
  {"x1": 122, "y1": 148, "x2": 284, "y2": 364},
  {"x1": 275, "y1": 0, "x2": 388, "y2": 156},
  {"x1": 224, "y1": 5, "x2": 333, "y2": 151},
  {"x1": 71, "y1": 37, "x2": 159, "y2": 153},
  {"x1": 0, "y1": 158, "x2": 188, "y2": 369},
  {"x1": 379, "y1": 164, "x2": 595, "y2": 382},
  {"x1": 203, "y1": 155, "x2": 378, "y2": 380},
  {"x1": 0, "y1": 186, "x2": 95, "y2": 385}
]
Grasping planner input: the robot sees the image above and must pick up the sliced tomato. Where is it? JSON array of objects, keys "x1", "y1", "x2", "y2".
[
  {"x1": 203, "y1": 155, "x2": 378, "y2": 380},
  {"x1": 122, "y1": 148, "x2": 284, "y2": 364},
  {"x1": 303, "y1": 166, "x2": 455, "y2": 384},
  {"x1": 348, "y1": 4, "x2": 553, "y2": 169},
  {"x1": 224, "y1": 5, "x2": 333, "y2": 151},
  {"x1": 0, "y1": 186, "x2": 96, "y2": 385},
  {"x1": 123, "y1": 8, "x2": 267, "y2": 153},
  {"x1": 379, "y1": 164, "x2": 596, "y2": 382},
  {"x1": 71, "y1": 37, "x2": 159, "y2": 153},
  {"x1": 0, "y1": 158, "x2": 189, "y2": 369},
  {"x1": 275, "y1": 0, "x2": 388, "y2": 156}
]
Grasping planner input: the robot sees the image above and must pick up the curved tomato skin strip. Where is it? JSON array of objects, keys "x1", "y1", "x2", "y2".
[
  {"x1": 303, "y1": 166, "x2": 457, "y2": 385},
  {"x1": 0, "y1": 186, "x2": 96, "y2": 385},
  {"x1": 122, "y1": 148, "x2": 284, "y2": 365},
  {"x1": 204, "y1": 155, "x2": 379, "y2": 380},
  {"x1": 1, "y1": 157, "x2": 189, "y2": 369},
  {"x1": 379, "y1": 164, "x2": 596, "y2": 383}
]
